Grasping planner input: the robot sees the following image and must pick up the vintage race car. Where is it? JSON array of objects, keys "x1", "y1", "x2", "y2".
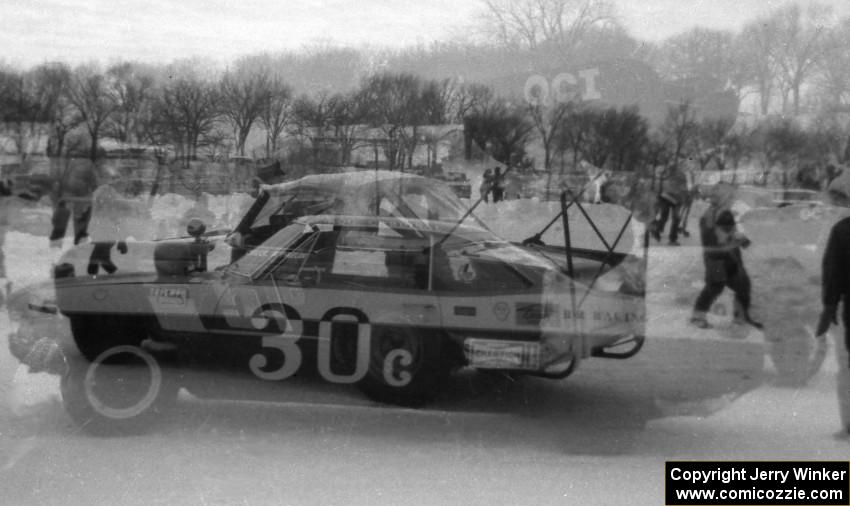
[{"x1": 38, "y1": 211, "x2": 645, "y2": 434}]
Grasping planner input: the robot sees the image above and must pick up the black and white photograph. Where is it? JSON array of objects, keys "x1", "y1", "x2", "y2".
[{"x1": 2, "y1": 1, "x2": 850, "y2": 504}]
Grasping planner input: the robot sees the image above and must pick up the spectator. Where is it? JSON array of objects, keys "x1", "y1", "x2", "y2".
[
  {"x1": 491, "y1": 167, "x2": 506, "y2": 203},
  {"x1": 815, "y1": 186, "x2": 850, "y2": 438},
  {"x1": 49, "y1": 200, "x2": 72, "y2": 248},
  {"x1": 690, "y1": 183, "x2": 761, "y2": 330},
  {"x1": 652, "y1": 164, "x2": 689, "y2": 246},
  {"x1": 50, "y1": 161, "x2": 98, "y2": 246},
  {"x1": 479, "y1": 169, "x2": 493, "y2": 203}
]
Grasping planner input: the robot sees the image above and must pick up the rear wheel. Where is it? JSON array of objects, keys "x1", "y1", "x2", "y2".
[
  {"x1": 357, "y1": 327, "x2": 445, "y2": 407},
  {"x1": 70, "y1": 316, "x2": 145, "y2": 361},
  {"x1": 60, "y1": 345, "x2": 178, "y2": 436}
]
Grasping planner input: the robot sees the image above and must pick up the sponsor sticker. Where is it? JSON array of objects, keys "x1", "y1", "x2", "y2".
[
  {"x1": 454, "y1": 306, "x2": 477, "y2": 317},
  {"x1": 515, "y1": 302, "x2": 560, "y2": 326},
  {"x1": 493, "y1": 302, "x2": 510, "y2": 321},
  {"x1": 149, "y1": 286, "x2": 188, "y2": 306}
]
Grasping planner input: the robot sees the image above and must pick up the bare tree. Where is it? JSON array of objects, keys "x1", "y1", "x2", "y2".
[
  {"x1": 220, "y1": 66, "x2": 271, "y2": 156},
  {"x1": 658, "y1": 100, "x2": 699, "y2": 168},
  {"x1": 0, "y1": 68, "x2": 48, "y2": 163},
  {"x1": 29, "y1": 63, "x2": 79, "y2": 157},
  {"x1": 454, "y1": 83, "x2": 498, "y2": 160},
  {"x1": 693, "y1": 118, "x2": 736, "y2": 172},
  {"x1": 105, "y1": 62, "x2": 156, "y2": 144},
  {"x1": 656, "y1": 27, "x2": 743, "y2": 99},
  {"x1": 554, "y1": 102, "x2": 595, "y2": 172},
  {"x1": 480, "y1": 0, "x2": 615, "y2": 54},
  {"x1": 465, "y1": 99, "x2": 534, "y2": 168},
  {"x1": 65, "y1": 65, "x2": 119, "y2": 161},
  {"x1": 258, "y1": 76, "x2": 294, "y2": 159},
  {"x1": 528, "y1": 100, "x2": 570, "y2": 173},
  {"x1": 326, "y1": 91, "x2": 365, "y2": 166},
  {"x1": 770, "y1": 3, "x2": 832, "y2": 116},
  {"x1": 572, "y1": 106, "x2": 649, "y2": 172},
  {"x1": 738, "y1": 16, "x2": 780, "y2": 115},
  {"x1": 357, "y1": 72, "x2": 427, "y2": 170},
  {"x1": 814, "y1": 17, "x2": 850, "y2": 110},
  {"x1": 154, "y1": 75, "x2": 220, "y2": 164},
  {"x1": 292, "y1": 92, "x2": 336, "y2": 167}
]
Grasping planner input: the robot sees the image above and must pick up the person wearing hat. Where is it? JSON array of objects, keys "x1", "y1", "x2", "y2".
[
  {"x1": 690, "y1": 183, "x2": 761, "y2": 329},
  {"x1": 816, "y1": 184, "x2": 850, "y2": 437}
]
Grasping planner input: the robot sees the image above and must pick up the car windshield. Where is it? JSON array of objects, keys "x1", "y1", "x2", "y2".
[
  {"x1": 249, "y1": 173, "x2": 487, "y2": 233},
  {"x1": 227, "y1": 223, "x2": 308, "y2": 277}
]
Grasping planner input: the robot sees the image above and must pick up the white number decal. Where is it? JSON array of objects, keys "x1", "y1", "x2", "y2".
[
  {"x1": 317, "y1": 316, "x2": 371, "y2": 384},
  {"x1": 248, "y1": 308, "x2": 303, "y2": 381},
  {"x1": 382, "y1": 349, "x2": 414, "y2": 387}
]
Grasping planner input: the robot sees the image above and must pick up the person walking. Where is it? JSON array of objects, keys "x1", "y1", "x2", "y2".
[
  {"x1": 652, "y1": 164, "x2": 689, "y2": 246},
  {"x1": 815, "y1": 186, "x2": 850, "y2": 437},
  {"x1": 49, "y1": 161, "x2": 98, "y2": 246},
  {"x1": 690, "y1": 183, "x2": 761, "y2": 330}
]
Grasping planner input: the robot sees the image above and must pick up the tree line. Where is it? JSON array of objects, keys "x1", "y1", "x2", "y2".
[{"x1": 1, "y1": 0, "x2": 849, "y2": 186}]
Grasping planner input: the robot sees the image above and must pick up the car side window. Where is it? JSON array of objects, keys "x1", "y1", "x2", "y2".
[
  {"x1": 329, "y1": 228, "x2": 430, "y2": 289},
  {"x1": 270, "y1": 231, "x2": 337, "y2": 285},
  {"x1": 433, "y1": 245, "x2": 531, "y2": 292}
]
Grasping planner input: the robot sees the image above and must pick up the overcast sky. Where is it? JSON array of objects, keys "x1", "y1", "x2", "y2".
[{"x1": 3, "y1": 0, "x2": 849, "y2": 69}]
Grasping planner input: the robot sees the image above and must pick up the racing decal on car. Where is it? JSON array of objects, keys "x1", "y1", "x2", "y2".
[
  {"x1": 149, "y1": 286, "x2": 188, "y2": 306},
  {"x1": 248, "y1": 305, "x2": 304, "y2": 381},
  {"x1": 515, "y1": 302, "x2": 560, "y2": 327},
  {"x1": 493, "y1": 302, "x2": 509, "y2": 321},
  {"x1": 317, "y1": 308, "x2": 372, "y2": 384},
  {"x1": 145, "y1": 284, "x2": 207, "y2": 332},
  {"x1": 246, "y1": 306, "x2": 380, "y2": 384},
  {"x1": 453, "y1": 306, "x2": 476, "y2": 317}
]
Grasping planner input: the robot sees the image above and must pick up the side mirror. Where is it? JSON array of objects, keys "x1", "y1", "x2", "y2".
[{"x1": 187, "y1": 218, "x2": 206, "y2": 239}]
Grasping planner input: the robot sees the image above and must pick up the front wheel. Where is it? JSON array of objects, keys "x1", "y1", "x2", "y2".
[
  {"x1": 357, "y1": 327, "x2": 446, "y2": 407},
  {"x1": 60, "y1": 345, "x2": 178, "y2": 436}
]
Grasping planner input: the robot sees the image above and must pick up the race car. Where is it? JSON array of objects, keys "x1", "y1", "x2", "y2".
[{"x1": 45, "y1": 212, "x2": 645, "y2": 434}]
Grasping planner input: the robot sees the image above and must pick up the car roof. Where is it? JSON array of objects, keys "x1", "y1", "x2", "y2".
[
  {"x1": 255, "y1": 170, "x2": 480, "y2": 225},
  {"x1": 294, "y1": 214, "x2": 496, "y2": 237},
  {"x1": 260, "y1": 170, "x2": 431, "y2": 194}
]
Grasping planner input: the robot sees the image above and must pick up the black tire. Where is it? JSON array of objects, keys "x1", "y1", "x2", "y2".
[
  {"x1": 70, "y1": 316, "x2": 145, "y2": 362},
  {"x1": 357, "y1": 327, "x2": 445, "y2": 407},
  {"x1": 60, "y1": 345, "x2": 178, "y2": 436}
]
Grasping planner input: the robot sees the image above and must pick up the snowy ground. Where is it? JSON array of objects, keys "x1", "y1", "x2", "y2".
[{"x1": 0, "y1": 192, "x2": 848, "y2": 505}]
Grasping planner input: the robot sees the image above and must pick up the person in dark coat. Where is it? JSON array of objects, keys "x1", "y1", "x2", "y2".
[
  {"x1": 50, "y1": 162, "x2": 98, "y2": 246},
  {"x1": 491, "y1": 167, "x2": 505, "y2": 203},
  {"x1": 816, "y1": 187, "x2": 850, "y2": 436},
  {"x1": 49, "y1": 200, "x2": 72, "y2": 246},
  {"x1": 690, "y1": 184, "x2": 761, "y2": 329},
  {"x1": 652, "y1": 164, "x2": 689, "y2": 246}
]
